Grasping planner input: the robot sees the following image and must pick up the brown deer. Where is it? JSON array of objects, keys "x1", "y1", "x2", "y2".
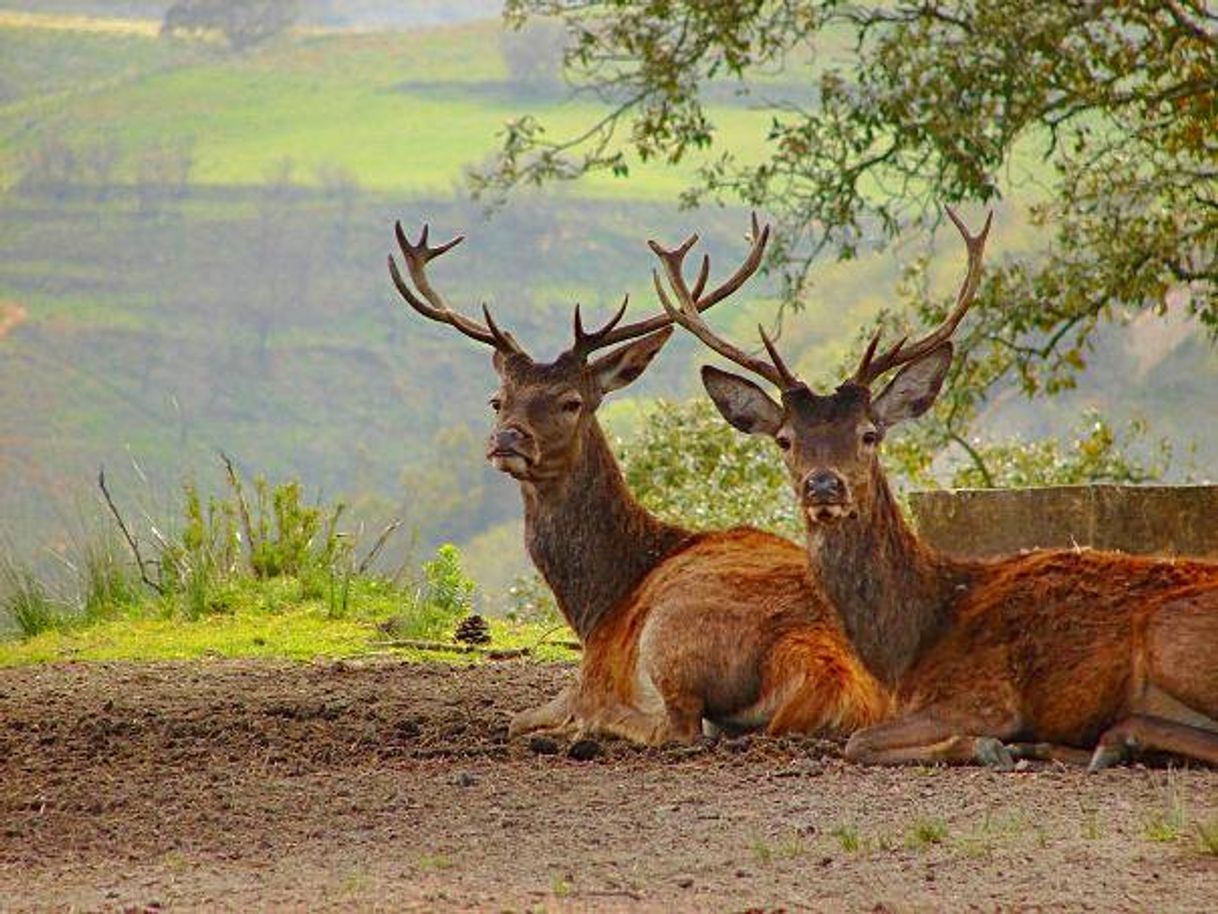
[
  {"x1": 387, "y1": 219, "x2": 886, "y2": 745},
  {"x1": 660, "y1": 209, "x2": 1218, "y2": 769}
]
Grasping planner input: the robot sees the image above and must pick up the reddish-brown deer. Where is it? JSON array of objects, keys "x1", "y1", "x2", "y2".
[
  {"x1": 661, "y1": 209, "x2": 1218, "y2": 769},
  {"x1": 388, "y1": 219, "x2": 886, "y2": 745}
]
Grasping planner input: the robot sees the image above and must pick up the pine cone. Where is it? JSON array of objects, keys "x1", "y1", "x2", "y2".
[{"x1": 454, "y1": 613, "x2": 491, "y2": 646}]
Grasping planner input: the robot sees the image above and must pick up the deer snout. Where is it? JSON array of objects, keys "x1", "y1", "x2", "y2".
[
  {"x1": 803, "y1": 469, "x2": 848, "y2": 505},
  {"x1": 487, "y1": 425, "x2": 532, "y2": 457}
]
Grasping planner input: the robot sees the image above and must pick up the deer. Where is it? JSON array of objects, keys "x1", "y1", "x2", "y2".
[
  {"x1": 387, "y1": 218, "x2": 887, "y2": 746},
  {"x1": 659, "y1": 208, "x2": 1218, "y2": 770}
]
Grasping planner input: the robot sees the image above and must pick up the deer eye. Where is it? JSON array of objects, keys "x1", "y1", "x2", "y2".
[
  {"x1": 488, "y1": 396, "x2": 502, "y2": 413},
  {"x1": 775, "y1": 434, "x2": 792, "y2": 451},
  {"x1": 560, "y1": 396, "x2": 583, "y2": 414},
  {"x1": 861, "y1": 429, "x2": 880, "y2": 446}
]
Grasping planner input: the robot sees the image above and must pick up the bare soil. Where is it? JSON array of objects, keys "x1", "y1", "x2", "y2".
[{"x1": 2, "y1": 659, "x2": 1215, "y2": 913}]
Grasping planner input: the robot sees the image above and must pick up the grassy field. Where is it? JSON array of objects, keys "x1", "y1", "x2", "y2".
[
  {"x1": 0, "y1": 591, "x2": 577, "y2": 666},
  {"x1": 0, "y1": 15, "x2": 777, "y2": 198}
]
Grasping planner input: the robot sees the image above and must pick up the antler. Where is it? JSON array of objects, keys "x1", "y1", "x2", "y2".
[
  {"x1": 852, "y1": 206, "x2": 993, "y2": 387},
  {"x1": 566, "y1": 213, "x2": 772, "y2": 360},
  {"x1": 388, "y1": 221, "x2": 523, "y2": 355},
  {"x1": 650, "y1": 215, "x2": 799, "y2": 389}
]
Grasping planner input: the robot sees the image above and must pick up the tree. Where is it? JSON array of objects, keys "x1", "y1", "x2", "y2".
[
  {"x1": 500, "y1": 17, "x2": 568, "y2": 93},
  {"x1": 474, "y1": 1, "x2": 1216, "y2": 481},
  {"x1": 162, "y1": 0, "x2": 299, "y2": 51}
]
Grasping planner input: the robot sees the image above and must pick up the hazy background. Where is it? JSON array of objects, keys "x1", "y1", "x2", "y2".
[{"x1": 2, "y1": 0, "x2": 1216, "y2": 606}]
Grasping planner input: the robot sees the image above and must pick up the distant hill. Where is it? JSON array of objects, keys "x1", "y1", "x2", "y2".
[{"x1": 0, "y1": 2, "x2": 503, "y2": 29}]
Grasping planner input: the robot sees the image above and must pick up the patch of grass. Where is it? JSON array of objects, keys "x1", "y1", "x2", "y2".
[
  {"x1": 1, "y1": 558, "x2": 62, "y2": 637},
  {"x1": 550, "y1": 875, "x2": 571, "y2": 898},
  {"x1": 1143, "y1": 771, "x2": 1188, "y2": 844},
  {"x1": 0, "y1": 465, "x2": 578, "y2": 667},
  {"x1": 1079, "y1": 799, "x2": 1102, "y2": 841},
  {"x1": 417, "y1": 853, "x2": 453, "y2": 872},
  {"x1": 831, "y1": 824, "x2": 861, "y2": 854},
  {"x1": 0, "y1": 573, "x2": 576, "y2": 666},
  {"x1": 905, "y1": 817, "x2": 948, "y2": 851},
  {"x1": 1195, "y1": 818, "x2": 1218, "y2": 856}
]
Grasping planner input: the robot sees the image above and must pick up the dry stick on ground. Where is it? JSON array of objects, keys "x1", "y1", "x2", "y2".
[
  {"x1": 97, "y1": 466, "x2": 165, "y2": 595},
  {"x1": 370, "y1": 638, "x2": 534, "y2": 660},
  {"x1": 219, "y1": 451, "x2": 257, "y2": 567}
]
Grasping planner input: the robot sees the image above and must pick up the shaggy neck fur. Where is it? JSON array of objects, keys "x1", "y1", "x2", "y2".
[
  {"x1": 521, "y1": 422, "x2": 693, "y2": 641},
  {"x1": 806, "y1": 465, "x2": 978, "y2": 687}
]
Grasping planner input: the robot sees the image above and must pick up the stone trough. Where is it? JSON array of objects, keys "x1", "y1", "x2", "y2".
[{"x1": 908, "y1": 484, "x2": 1218, "y2": 560}]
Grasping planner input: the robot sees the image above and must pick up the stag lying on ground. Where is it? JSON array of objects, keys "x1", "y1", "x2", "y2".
[
  {"x1": 661, "y1": 208, "x2": 1218, "y2": 769},
  {"x1": 387, "y1": 219, "x2": 886, "y2": 745}
]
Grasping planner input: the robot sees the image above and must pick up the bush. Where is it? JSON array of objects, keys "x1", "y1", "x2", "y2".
[
  {"x1": 381, "y1": 543, "x2": 478, "y2": 641},
  {"x1": 616, "y1": 398, "x2": 798, "y2": 537}
]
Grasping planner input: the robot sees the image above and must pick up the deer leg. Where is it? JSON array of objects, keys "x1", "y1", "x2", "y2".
[
  {"x1": 1006, "y1": 742, "x2": 1093, "y2": 766},
  {"x1": 1087, "y1": 715, "x2": 1218, "y2": 772},
  {"x1": 845, "y1": 709, "x2": 1019, "y2": 770},
  {"x1": 575, "y1": 701, "x2": 683, "y2": 746},
  {"x1": 507, "y1": 684, "x2": 577, "y2": 739}
]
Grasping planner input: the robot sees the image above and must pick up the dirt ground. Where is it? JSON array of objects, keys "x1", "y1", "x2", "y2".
[{"x1": 2, "y1": 659, "x2": 1215, "y2": 913}]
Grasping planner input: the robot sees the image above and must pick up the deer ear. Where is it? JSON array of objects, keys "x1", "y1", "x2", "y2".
[
  {"x1": 591, "y1": 327, "x2": 673, "y2": 394},
  {"x1": 701, "y1": 365, "x2": 783, "y2": 436},
  {"x1": 872, "y1": 342, "x2": 953, "y2": 428}
]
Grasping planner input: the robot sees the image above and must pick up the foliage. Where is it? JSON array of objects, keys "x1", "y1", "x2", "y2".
[
  {"x1": 887, "y1": 410, "x2": 1173, "y2": 491},
  {"x1": 504, "y1": 572, "x2": 562, "y2": 627},
  {"x1": 420, "y1": 543, "x2": 477, "y2": 618},
  {"x1": 478, "y1": 0, "x2": 1217, "y2": 473},
  {"x1": 381, "y1": 543, "x2": 479, "y2": 641},
  {"x1": 162, "y1": 0, "x2": 300, "y2": 50},
  {"x1": 500, "y1": 16, "x2": 567, "y2": 91},
  {"x1": 621, "y1": 396, "x2": 1172, "y2": 524},
  {"x1": 617, "y1": 398, "x2": 797, "y2": 537}
]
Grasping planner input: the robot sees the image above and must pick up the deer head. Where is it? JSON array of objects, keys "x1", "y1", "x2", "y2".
[
  {"x1": 389, "y1": 217, "x2": 770, "y2": 487},
  {"x1": 658, "y1": 208, "x2": 991, "y2": 526}
]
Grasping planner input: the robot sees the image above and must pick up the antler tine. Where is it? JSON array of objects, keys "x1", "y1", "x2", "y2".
[
  {"x1": 653, "y1": 268, "x2": 789, "y2": 389},
  {"x1": 481, "y1": 303, "x2": 521, "y2": 352},
  {"x1": 695, "y1": 218, "x2": 771, "y2": 309},
  {"x1": 570, "y1": 213, "x2": 772, "y2": 356},
  {"x1": 853, "y1": 207, "x2": 992, "y2": 387},
  {"x1": 690, "y1": 253, "x2": 711, "y2": 301},
  {"x1": 570, "y1": 295, "x2": 631, "y2": 356},
  {"x1": 388, "y1": 221, "x2": 523, "y2": 354},
  {"x1": 758, "y1": 324, "x2": 800, "y2": 388}
]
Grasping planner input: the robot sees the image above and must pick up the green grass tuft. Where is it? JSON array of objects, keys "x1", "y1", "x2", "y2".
[
  {"x1": 905, "y1": 818, "x2": 949, "y2": 851},
  {"x1": 1195, "y1": 818, "x2": 1218, "y2": 856},
  {"x1": 1, "y1": 558, "x2": 62, "y2": 637}
]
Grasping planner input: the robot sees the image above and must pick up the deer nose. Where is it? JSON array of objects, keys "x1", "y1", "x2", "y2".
[
  {"x1": 803, "y1": 470, "x2": 847, "y2": 504},
  {"x1": 490, "y1": 426, "x2": 530, "y2": 452}
]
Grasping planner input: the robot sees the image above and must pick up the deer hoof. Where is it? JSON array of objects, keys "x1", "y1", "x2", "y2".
[
  {"x1": 974, "y1": 737, "x2": 1015, "y2": 771},
  {"x1": 1086, "y1": 742, "x2": 1129, "y2": 773}
]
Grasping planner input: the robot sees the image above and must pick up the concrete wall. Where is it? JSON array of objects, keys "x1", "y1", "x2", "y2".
[{"x1": 908, "y1": 485, "x2": 1218, "y2": 560}]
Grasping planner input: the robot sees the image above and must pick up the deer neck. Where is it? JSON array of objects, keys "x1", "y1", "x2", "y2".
[
  {"x1": 521, "y1": 422, "x2": 691, "y2": 641},
  {"x1": 806, "y1": 467, "x2": 974, "y2": 687}
]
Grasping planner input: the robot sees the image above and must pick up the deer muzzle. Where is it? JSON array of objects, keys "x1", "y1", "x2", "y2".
[
  {"x1": 801, "y1": 469, "x2": 855, "y2": 523},
  {"x1": 486, "y1": 426, "x2": 536, "y2": 477}
]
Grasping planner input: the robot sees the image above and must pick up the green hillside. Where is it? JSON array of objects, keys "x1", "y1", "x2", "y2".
[{"x1": 0, "y1": 16, "x2": 776, "y2": 198}]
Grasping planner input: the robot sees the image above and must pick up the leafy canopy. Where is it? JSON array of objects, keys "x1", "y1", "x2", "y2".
[{"x1": 476, "y1": 1, "x2": 1216, "y2": 480}]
